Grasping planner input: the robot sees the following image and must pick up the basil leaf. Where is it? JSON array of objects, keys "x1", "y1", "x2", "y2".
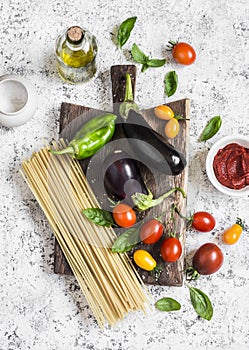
[
  {"x1": 199, "y1": 116, "x2": 222, "y2": 141},
  {"x1": 164, "y1": 71, "x2": 178, "y2": 97},
  {"x1": 141, "y1": 63, "x2": 149, "y2": 72},
  {"x1": 189, "y1": 286, "x2": 213, "y2": 320},
  {"x1": 82, "y1": 208, "x2": 114, "y2": 227},
  {"x1": 147, "y1": 58, "x2": 166, "y2": 68},
  {"x1": 155, "y1": 297, "x2": 181, "y2": 312},
  {"x1": 131, "y1": 44, "x2": 166, "y2": 72},
  {"x1": 112, "y1": 225, "x2": 141, "y2": 253},
  {"x1": 117, "y1": 17, "x2": 137, "y2": 48},
  {"x1": 131, "y1": 43, "x2": 148, "y2": 64}
]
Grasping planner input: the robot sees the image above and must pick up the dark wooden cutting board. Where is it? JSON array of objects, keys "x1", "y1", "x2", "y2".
[{"x1": 54, "y1": 65, "x2": 189, "y2": 286}]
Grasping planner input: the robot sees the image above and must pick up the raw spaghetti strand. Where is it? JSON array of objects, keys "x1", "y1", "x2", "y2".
[
  {"x1": 45, "y1": 149, "x2": 134, "y2": 315},
  {"x1": 48, "y1": 142, "x2": 146, "y2": 310},
  {"x1": 21, "y1": 155, "x2": 105, "y2": 325},
  {"x1": 20, "y1": 141, "x2": 149, "y2": 327},
  {"x1": 22, "y1": 152, "x2": 122, "y2": 326},
  {"x1": 39, "y1": 150, "x2": 127, "y2": 321}
]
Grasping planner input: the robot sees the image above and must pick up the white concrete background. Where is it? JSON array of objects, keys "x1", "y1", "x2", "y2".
[{"x1": 1, "y1": 0, "x2": 249, "y2": 349}]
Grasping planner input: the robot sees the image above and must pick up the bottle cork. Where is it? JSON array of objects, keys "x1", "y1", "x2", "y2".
[{"x1": 67, "y1": 26, "x2": 84, "y2": 45}]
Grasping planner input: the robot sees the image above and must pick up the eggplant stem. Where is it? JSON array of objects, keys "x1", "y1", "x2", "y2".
[
  {"x1": 119, "y1": 73, "x2": 139, "y2": 119},
  {"x1": 49, "y1": 146, "x2": 74, "y2": 156},
  {"x1": 124, "y1": 73, "x2": 133, "y2": 102}
]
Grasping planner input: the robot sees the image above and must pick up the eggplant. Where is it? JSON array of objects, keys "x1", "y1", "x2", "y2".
[
  {"x1": 122, "y1": 109, "x2": 187, "y2": 176},
  {"x1": 103, "y1": 149, "x2": 148, "y2": 200}
]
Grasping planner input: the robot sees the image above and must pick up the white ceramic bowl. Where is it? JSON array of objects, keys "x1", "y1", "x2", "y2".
[
  {"x1": 0, "y1": 75, "x2": 38, "y2": 127},
  {"x1": 206, "y1": 135, "x2": 249, "y2": 196}
]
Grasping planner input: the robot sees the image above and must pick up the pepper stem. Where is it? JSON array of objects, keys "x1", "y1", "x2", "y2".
[
  {"x1": 132, "y1": 187, "x2": 186, "y2": 212},
  {"x1": 49, "y1": 146, "x2": 74, "y2": 156},
  {"x1": 150, "y1": 187, "x2": 186, "y2": 208}
]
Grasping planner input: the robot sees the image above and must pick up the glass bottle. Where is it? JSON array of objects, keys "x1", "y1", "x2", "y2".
[{"x1": 55, "y1": 26, "x2": 98, "y2": 84}]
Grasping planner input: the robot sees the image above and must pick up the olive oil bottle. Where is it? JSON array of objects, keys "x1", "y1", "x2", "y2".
[{"x1": 55, "y1": 26, "x2": 97, "y2": 84}]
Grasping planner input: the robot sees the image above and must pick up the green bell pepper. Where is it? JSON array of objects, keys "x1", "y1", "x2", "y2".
[{"x1": 50, "y1": 113, "x2": 117, "y2": 159}]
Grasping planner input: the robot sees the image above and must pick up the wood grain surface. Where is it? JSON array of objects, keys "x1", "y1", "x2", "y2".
[{"x1": 54, "y1": 65, "x2": 189, "y2": 286}]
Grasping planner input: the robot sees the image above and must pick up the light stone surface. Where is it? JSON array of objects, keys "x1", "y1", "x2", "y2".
[{"x1": 1, "y1": 0, "x2": 249, "y2": 349}]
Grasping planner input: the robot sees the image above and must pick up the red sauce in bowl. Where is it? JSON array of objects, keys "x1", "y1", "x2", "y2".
[{"x1": 213, "y1": 143, "x2": 249, "y2": 189}]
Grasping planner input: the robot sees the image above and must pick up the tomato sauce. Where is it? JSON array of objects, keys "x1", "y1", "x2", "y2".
[{"x1": 213, "y1": 143, "x2": 249, "y2": 189}]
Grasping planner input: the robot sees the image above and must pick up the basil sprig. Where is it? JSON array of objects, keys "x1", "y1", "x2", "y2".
[
  {"x1": 82, "y1": 208, "x2": 115, "y2": 227},
  {"x1": 155, "y1": 297, "x2": 181, "y2": 312},
  {"x1": 164, "y1": 70, "x2": 178, "y2": 97},
  {"x1": 199, "y1": 116, "x2": 222, "y2": 141},
  {"x1": 188, "y1": 286, "x2": 213, "y2": 320},
  {"x1": 112, "y1": 225, "x2": 141, "y2": 253},
  {"x1": 117, "y1": 17, "x2": 137, "y2": 48},
  {"x1": 131, "y1": 43, "x2": 166, "y2": 72}
]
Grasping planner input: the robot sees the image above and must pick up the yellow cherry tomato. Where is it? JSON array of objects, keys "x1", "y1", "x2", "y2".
[
  {"x1": 154, "y1": 105, "x2": 175, "y2": 120},
  {"x1": 133, "y1": 250, "x2": 156, "y2": 271},
  {"x1": 164, "y1": 118, "x2": 180, "y2": 138},
  {"x1": 222, "y1": 218, "x2": 244, "y2": 245}
]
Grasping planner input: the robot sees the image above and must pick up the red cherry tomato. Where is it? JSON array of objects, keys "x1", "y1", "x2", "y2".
[
  {"x1": 192, "y1": 211, "x2": 215, "y2": 232},
  {"x1": 112, "y1": 203, "x2": 136, "y2": 228},
  {"x1": 160, "y1": 237, "x2": 182, "y2": 262},
  {"x1": 193, "y1": 243, "x2": 223, "y2": 275},
  {"x1": 170, "y1": 41, "x2": 196, "y2": 65},
  {"x1": 140, "y1": 219, "x2": 163, "y2": 244}
]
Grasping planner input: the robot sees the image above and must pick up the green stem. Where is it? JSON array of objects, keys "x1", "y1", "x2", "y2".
[
  {"x1": 119, "y1": 73, "x2": 139, "y2": 119},
  {"x1": 124, "y1": 73, "x2": 133, "y2": 102},
  {"x1": 186, "y1": 267, "x2": 200, "y2": 281},
  {"x1": 236, "y1": 217, "x2": 244, "y2": 229},
  {"x1": 174, "y1": 115, "x2": 190, "y2": 121},
  {"x1": 150, "y1": 187, "x2": 186, "y2": 208},
  {"x1": 167, "y1": 40, "x2": 177, "y2": 49},
  {"x1": 132, "y1": 187, "x2": 186, "y2": 212},
  {"x1": 173, "y1": 204, "x2": 191, "y2": 221},
  {"x1": 49, "y1": 146, "x2": 74, "y2": 156}
]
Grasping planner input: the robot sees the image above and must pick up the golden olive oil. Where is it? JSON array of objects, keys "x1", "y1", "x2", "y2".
[{"x1": 55, "y1": 26, "x2": 97, "y2": 84}]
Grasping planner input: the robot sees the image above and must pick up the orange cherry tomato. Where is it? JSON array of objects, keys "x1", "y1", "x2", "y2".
[
  {"x1": 164, "y1": 118, "x2": 179, "y2": 138},
  {"x1": 222, "y1": 218, "x2": 244, "y2": 245},
  {"x1": 154, "y1": 105, "x2": 175, "y2": 120},
  {"x1": 112, "y1": 203, "x2": 136, "y2": 228},
  {"x1": 133, "y1": 250, "x2": 156, "y2": 271}
]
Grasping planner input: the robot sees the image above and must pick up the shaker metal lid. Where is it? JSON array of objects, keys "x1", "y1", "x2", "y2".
[{"x1": 67, "y1": 26, "x2": 84, "y2": 44}]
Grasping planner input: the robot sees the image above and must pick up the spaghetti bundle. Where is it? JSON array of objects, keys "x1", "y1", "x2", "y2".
[{"x1": 21, "y1": 140, "x2": 149, "y2": 328}]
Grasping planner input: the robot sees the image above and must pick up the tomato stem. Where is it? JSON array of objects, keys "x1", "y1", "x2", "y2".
[
  {"x1": 174, "y1": 115, "x2": 190, "y2": 121},
  {"x1": 172, "y1": 204, "x2": 193, "y2": 223},
  {"x1": 236, "y1": 217, "x2": 244, "y2": 229},
  {"x1": 107, "y1": 197, "x2": 119, "y2": 208},
  {"x1": 167, "y1": 40, "x2": 178, "y2": 50},
  {"x1": 186, "y1": 266, "x2": 200, "y2": 281},
  {"x1": 151, "y1": 265, "x2": 163, "y2": 281}
]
